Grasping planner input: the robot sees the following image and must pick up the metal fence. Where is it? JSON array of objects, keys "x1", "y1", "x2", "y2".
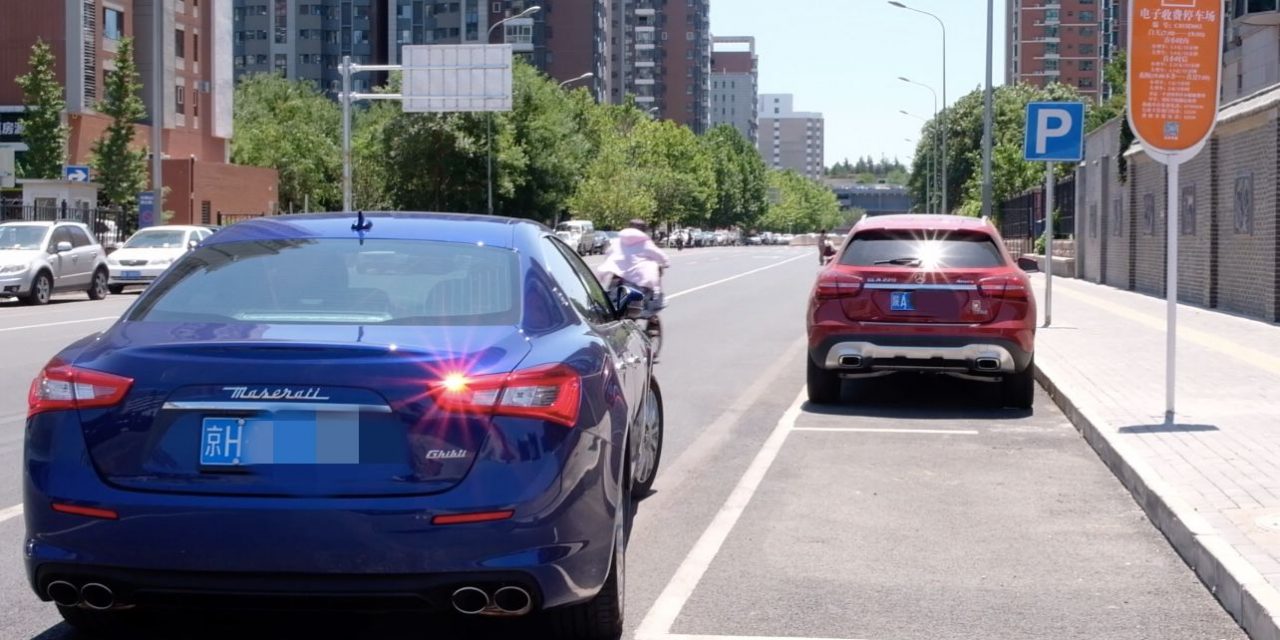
[
  {"x1": 998, "y1": 177, "x2": 1076, "y2": 255},
  {"x1": 1, "y1": 201, "x2": 132, "y2": 248}
]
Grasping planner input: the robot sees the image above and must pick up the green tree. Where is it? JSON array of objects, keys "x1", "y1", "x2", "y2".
[
  {"x1": 232, "y1": 73, "x2": 342, "y2": 211},
  {"x1": 91, "y1": 37, "x2": 148, "y2": 215},
  {"x1": 702, "y1": 124, "x2": 769, "y2": 230},
  {"x1": 15, "y1": 39, "x2": 68, "y2": 180},
  {"x1": 761, "y1": 170, "x2": 841, "y2": 233}
]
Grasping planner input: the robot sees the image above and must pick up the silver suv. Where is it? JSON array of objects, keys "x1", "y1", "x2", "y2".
[{"x1": 0, "y1": 221, "x2": 111, "y2": 305}]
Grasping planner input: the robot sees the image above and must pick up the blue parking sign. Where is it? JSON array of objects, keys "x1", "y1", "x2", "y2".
[{"x1": 1024, "y1": 102, "x2": 1085, "y2": 163}]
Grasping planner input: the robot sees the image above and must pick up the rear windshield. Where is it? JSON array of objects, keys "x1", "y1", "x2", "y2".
[
  {"x1": 840, "y1": 230, "x2": 1005, "y2": 269},
  {"x1": 130, "y1": 239, "x2": 520, "y2": 326}
]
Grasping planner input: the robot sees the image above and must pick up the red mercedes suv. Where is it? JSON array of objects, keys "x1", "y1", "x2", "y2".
[{"x1": 806, "y1": 215, "x2": 1038, "y2": 409}]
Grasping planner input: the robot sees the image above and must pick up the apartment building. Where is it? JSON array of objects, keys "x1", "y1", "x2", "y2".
[
  {"x1": 709, "y1": 36, "x2": 757, "y2": 144},
  {"x1": 0, "y1": 0, "x2": 278, "y2": 219},
  {"x1": 608, "y1": 0, "x2": 710, "y2": 132},
  {"x1": 758, "y1": 94, "x2": 824, "y2": 181},
  {"x1": 1005, "y1": 0, "x2": 1126, "y2": 102}
]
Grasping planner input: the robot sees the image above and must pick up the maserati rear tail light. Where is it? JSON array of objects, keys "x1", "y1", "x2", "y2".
[
  {"x1": 978, "y1": 275, "x2": 1030, "y2": 300},
  {"x1": 815, "y1": 271, "x2": 865, "y2": 300},
  {"x1": 28, "y1": 360, "x2": 134, "y2": 418},
  {"x1": 430, "y1": 363, "x2": 582, "y2": 427}
]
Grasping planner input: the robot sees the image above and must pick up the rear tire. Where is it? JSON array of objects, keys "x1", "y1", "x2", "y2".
[
  {"x1": 547, "y1": 495, "x2": 626, "y2": 640},
  {"x1": 88, "y1": 269, "x2": 109, "y2": 300},
  {"x1": 806, "y1": 357, "x2": 842, "y2": 404},
  {"x1": 1001, "y1": 359, "x2": 1036, "y2": 409},
  {"x1": 57, "y1": 606, "x2": 145, "y2": 639},
  {"x1": 630, "y1": 378, "x2": 663, "y2": 498}
]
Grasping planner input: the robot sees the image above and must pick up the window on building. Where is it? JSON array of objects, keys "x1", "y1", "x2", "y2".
[
  {"x1": 1080, "y1": 10, "x2": 1095, "y2": 21},
  {"x1": 104, "y1": 8, "x2": 125, "y2": 41},
  {"x1": 175, "y1": 29, "x2": 185, "y2": 58},
  {"x1": 1081, "y1": 60, "x2": 1095, "y2": 71},
  {"x1": 274, "y1": 53, "x2": 287, "y2": 75},
  {"x1": 176, "y1": 85, "x2": 186, "y2": 114},
  {"x1": 275, "y1": 0, "x2": 288, "y2": 43},
  {"x1": 193, "y1": 33, "x2": 199, "y2": 62}
]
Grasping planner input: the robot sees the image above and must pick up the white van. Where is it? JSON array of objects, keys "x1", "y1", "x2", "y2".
[{"x1": 555, "y1": 220, "x2": 600, "y2": 255}]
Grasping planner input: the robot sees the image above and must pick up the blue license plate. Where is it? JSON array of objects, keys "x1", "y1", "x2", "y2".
[
  {"x1": 200, "y1": 413, "x2": 361, "y2": 466},
  {"x1": 890, "y1": 291, "x2": 915, "y2": 312},
  {"x1": 121, "y1": 271, "x2": 142, "y2": 279}
]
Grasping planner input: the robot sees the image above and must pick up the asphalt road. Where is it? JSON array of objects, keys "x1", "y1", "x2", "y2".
[{"x1": 0, "y1": 246, "x2": 1247, "y2": 640}]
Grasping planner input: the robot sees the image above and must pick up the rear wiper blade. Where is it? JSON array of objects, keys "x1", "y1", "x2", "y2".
[{"x1": 873, "y1": 257, "x2": 922, "y2": 266}]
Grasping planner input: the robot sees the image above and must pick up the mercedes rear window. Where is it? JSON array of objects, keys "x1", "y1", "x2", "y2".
[
  {"x1": 840, "y1": 229, "x2": 1005, "y2": 269},
  {"x1": 130, "y1": 239, "x2": 520, "y2": 326}
]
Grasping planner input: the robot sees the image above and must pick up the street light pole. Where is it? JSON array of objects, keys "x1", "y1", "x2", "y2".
[
  {"x1": 559, "y1": 72, "x2": 595, "y2": 89},
  {"x1": 980, "y1": 0, "x2": 995, "y2": 218},
  {"x1": 485, "y1": 6, "x2": 541, "y2": 215},
  {"x1": 889, "y1": 2, "x2": 946, "y2": 214},
  {"x1": 899, "y1": 77, "x2": 938, "y2": 213}
]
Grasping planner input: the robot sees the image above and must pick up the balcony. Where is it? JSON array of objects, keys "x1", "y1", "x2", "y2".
[{"x1": 1235, "y1": 0, "x2": 1280, "y2": 25}]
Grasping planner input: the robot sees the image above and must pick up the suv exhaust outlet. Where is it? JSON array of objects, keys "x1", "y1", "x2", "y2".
[
  {"x1": 975, "y1": 358, "x2": 1001, "y2": 371},
  {"x1": 839, "y1": 355, "x2": 863, "y2": 368}
]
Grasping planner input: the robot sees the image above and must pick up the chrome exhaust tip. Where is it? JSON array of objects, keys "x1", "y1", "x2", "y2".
[
  {"x1": 839, "y1": 355, "x2": 864, "y2": 368},
  {"x1": 46, "y1": 581, "x2": 80, "y2": 607},
  {"x1": 80, "y1": 583, "x2": 114, "y2": 610},
  {"x1": 492, "y1": 586, "x2": 533, "y2": 616},
  {"x1": 975, "y1": 358, "x2": 1001, "y2": 371},
  {"x1": 450, "y1": 586, "x2": 490, "y2": 615}
]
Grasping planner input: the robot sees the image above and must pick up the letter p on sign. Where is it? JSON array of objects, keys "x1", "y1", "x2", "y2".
[{"x1": 1024, "y1": 102, "x2": 1085, "y2": 163}]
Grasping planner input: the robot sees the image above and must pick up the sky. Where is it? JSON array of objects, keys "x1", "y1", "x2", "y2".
[{"x1": 711, "y1": 0, "x2": 1008, "y2": 169}]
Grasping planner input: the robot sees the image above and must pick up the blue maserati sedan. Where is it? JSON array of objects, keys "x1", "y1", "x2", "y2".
[{"x1": 23, "y1": 212, "x2": 664, "y2": 639}]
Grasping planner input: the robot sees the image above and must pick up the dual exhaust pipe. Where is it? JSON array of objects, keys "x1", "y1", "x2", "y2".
[
  {"x1": 840, "y1": 354, "x2": 1002, "y2": 372},
  {"x1": 451, "y1": 585, "x2": 533, "y2": 617},
  {"x1": 47, "y1": 581, "x2": 115, "y2": 610}
]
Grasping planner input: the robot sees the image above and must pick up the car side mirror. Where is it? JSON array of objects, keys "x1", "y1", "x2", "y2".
[
  {"x1": 188, "y1": 239, "x2": 199, "y2": 251},
  {"x1": 55, "y1": 241, "x2": 73, "y2": 253},
  {"x1": 1016, "y1": 257, "x2": 1040, "y2": 272},
  {"x1": 610, "y1": 284, "x2": 647, "y2": 320}
]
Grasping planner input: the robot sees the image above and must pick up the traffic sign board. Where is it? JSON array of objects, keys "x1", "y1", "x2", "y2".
[
  {"x1": 1024, "y1": 102, "x2": 1085, "y2": 163},
  {"x1": 63, "y1": 165, "x2": 90, "y2": 182},
  {"x1": 1127, "y1": 0, "x2": 1224, "y2": 160},
  {"x1": 401, "y1": 44, "x2": 513, "y2": 113}
]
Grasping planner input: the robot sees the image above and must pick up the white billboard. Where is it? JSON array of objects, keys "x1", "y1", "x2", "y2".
[{"x1": 401, "y1": 44, "x2": 513, "y2": 113}]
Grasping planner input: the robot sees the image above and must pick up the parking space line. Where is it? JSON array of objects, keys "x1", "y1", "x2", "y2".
[
  {"x1": 635, "y1": 388, "x2": 807, "y2": 640},
  {"x1": 0, "y1": 504, "x2": 22, "y2": 525},
  {"x1": 793, "y1": 427, "x2": 980, "y2": 435},
  {"x1": 0, "y1": 316, "x2": 119, "y2": 333}
]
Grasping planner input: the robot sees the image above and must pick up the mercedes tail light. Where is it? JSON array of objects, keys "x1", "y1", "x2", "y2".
[
  {"x1": 815, "y1": 271, "x2": 865, "y2": 300},
  {"x1": 430, "y1": 363, "x2": 582, "y2": 427},
  {"x1": 978, "y1": 275, "x2": 1031, "y2": 300},
  {"x1": 28, "y1": 360, "x2": 134, "y2": 418}
]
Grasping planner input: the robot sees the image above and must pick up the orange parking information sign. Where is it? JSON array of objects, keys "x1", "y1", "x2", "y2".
[{"x1": 1127, "y1": 0, "x2": 1223, "y2": 160}]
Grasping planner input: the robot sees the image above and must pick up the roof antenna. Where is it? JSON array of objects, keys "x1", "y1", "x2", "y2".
[{"x1": 352, "y1": 211, "x2": 373, "y2": 232}]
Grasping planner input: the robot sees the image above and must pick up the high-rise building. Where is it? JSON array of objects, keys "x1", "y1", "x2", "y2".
[
  {"x1": 0, "y1": 0, "x2": 278, "y2": 219},
  {"x1": 609, "y1": 0, "x2": 710, "y2": 133},
  {"x1": 709, "y1": 36, "x2": 757, "y2": 144},
  {"x1": 487, "y1": 0, "x2": 612, "y2": 103},
  {"x1": 1005, "y1": 0, "x2": 1127, "y2": 102},
  {"x1": 757, "y1": 94, "x2": 824, "y2": 181}
]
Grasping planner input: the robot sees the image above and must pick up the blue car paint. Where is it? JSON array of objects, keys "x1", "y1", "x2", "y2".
[{"x1": 24, "y1": 212, "x2": 645, "y2": 611}]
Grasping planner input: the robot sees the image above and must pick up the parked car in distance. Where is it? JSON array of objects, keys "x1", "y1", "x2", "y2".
[
  {"x1": 556, "y1": 219, "x2": 600, "y2": 255},
  {"x1": 24, "y1": 212, "x2": 663, "y2": 640},
  {"x1": 806, "y1": 214, "x2": 1038, "y2": 409},
  {"x1": 602, "y1": 230, "x2": 621, "y2": 250},
  {"x1": 747, "y1": 235, "x2": 763, "y2": 246},
  {"x1": 106, "y1": 225, "x2": 216, "y2": 294},
  {"x1": 0, "y1": 221, "x2": 110, "y2": 305}
]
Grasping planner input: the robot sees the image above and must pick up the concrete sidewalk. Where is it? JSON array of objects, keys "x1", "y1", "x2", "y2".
[{"x1": 1031, "y1": 274, "x2": 1280, "y2": 639}]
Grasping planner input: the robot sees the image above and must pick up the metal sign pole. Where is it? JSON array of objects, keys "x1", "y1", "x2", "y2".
[
  {"x1": 1165, "y1": 159, "x2": 1180, "y2": 419},
  {"x1": 341, "y1": 56, "x2": 353, "y2": 212},
  {"x1": 1044, "y1": 161, "x2": 1054, "y2": 328}
]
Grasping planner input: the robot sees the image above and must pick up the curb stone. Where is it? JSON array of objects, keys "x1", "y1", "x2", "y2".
[{"x1": 1035, "y1": 357, "x2": 1280, "y2": 640}]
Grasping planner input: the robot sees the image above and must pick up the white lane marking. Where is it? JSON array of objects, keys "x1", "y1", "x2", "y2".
[
  {"x1": 793, "y1": 427, "x2": 980, "y2": 435},
  {"x1": 635, "y1": 388, "x2": 807, "y2": 640},
  {"x1": 667, "y1": 254, "x2": 810, "y2": 301},
  {"x1": 0, "y1": 316, "x2": 119, "y2": 333},
  {"x1": 0, "y1": 503, "x2": 23, "y2": 525}
]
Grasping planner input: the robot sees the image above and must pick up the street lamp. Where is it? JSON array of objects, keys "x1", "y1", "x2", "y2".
[
  {"x1": 485, "y1": 6, "x2": 542, "y2": 215},
  {"x1": 899, "y1": 76, "x2": 939, "y2": 214},
  {"x1": 559, "y1": 72, "x2": 595, "y2": 89},
  {"x1": 889, "y1": 1, "x2": 947, "y2": 214}
]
